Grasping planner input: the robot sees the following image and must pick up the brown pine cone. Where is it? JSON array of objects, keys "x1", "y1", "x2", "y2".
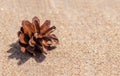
[{"x1": 17, "y1": 16, "x2": 59, "y2": 56}]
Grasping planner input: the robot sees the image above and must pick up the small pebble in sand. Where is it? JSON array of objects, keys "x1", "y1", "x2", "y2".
[{"x1": 0, "y1": 8, "x2": 4, "y2": 11}]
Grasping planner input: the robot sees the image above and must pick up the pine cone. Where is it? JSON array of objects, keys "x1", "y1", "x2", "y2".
[{"x1": 18, "y1": 16, "x2": 59, "y2": 56}]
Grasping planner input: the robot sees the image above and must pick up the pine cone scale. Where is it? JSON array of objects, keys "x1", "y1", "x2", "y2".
[{"x1": 40, "y1": 20, "x2": 50, "y2": 34}]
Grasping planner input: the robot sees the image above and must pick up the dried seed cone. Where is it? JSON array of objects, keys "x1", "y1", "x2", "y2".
[{"x1": 17, "y1": 16, "x2": 59, "y2": 56}]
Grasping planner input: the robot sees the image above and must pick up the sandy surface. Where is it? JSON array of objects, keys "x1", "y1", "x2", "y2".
[{"x1": 0, "y1": 0, "x2": 120, "y2": 76}]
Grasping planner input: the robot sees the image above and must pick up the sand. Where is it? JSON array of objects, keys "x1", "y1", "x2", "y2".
[{"x1": 0, "y1": 0, "x2": 120, "y2": 76}]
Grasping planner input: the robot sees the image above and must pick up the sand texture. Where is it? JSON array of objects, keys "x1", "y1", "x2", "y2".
[{"x1": 0, "y1": 0, "x2": 120, "y2": 76}]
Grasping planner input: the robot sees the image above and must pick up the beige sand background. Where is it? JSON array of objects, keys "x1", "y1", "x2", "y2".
[{"x1": 0, "y1": 0, "x2": 120, "y2": 76}]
